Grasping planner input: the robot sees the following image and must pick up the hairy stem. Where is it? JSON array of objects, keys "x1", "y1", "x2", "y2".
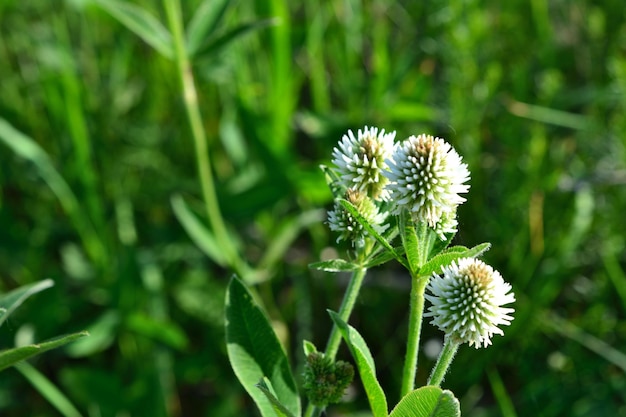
[
  {"x1": 324, "y1": 267, "x2": 367, "y2": 359},
  {"x1": 427, "y1": 337, "x2": 460, "y2": 386},
  {"x1": 400, "y1": 274, "x2": 428, "y2": 397}
]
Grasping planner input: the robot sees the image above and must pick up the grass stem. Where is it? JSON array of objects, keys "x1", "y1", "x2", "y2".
[{"x1": 162, "y1": 0, "x2": 242, "y2": 275}]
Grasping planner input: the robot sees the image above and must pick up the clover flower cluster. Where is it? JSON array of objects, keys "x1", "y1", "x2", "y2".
[
  {"x1": 384, "y1": 134, "x2": 470, "y2": 231},
  {"x1": 425, "y1": 258, "x2": 516, "y2": 348},
  {"x1": 326, "y1": 126, "x2": 515, "y2": 348},
  {"x1": 327, "y1": 126, "x2": 470, "y2": 242}
]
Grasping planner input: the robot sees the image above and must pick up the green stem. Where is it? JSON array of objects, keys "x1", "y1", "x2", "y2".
[
  {"x1": 427, "y1": 337, "x2": 460, "y2": 386},
  {"x1": 162, "y1": 0, "x2": 241, "y2": 274},
  {"x1": 304, "y1": 266, "x2": 368, "y2": 417},
  {"x1": 400, "y1": 274, "x2": 429, "y2": 397},
  {"x1": 324, "y1": 267, "x2": 367, "y2": 359}
]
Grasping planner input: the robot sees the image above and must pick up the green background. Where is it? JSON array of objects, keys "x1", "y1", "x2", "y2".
[{"x1": 1, "y1": 0, "x2": 625, "y2": 416}]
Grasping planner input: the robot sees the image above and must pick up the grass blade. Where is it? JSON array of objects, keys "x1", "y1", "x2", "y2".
[
  {"x1": 171, "y1": 194, "x2": 227, "y2": 267},
  {"x1": 15, "y1": 361, "x2": 84, "y2": 417},
  {"x1": 185, "y1": 0, "x2": 231, "y2": 56},
  {"x1": 542, "y1": 311, "x2": 626, "y2": 372},
  {"x1": 487, "y1": 367, "x2": 518, "y2": 417},
  {"x1": 0, "y1": 279, "x2": 54, "y2": 328},
  {"x1": 0, "y1": 118, "x2": 106, "y2": 267},
  {"x1": 0, "y1": 331, "x2": 89, "y2": 372},
  {"x1": 192, "y1": 18, "x2": 277, "y2": 59},
  {"x1": 93, "y1": 0, "x2": 173, "y2": 58}
]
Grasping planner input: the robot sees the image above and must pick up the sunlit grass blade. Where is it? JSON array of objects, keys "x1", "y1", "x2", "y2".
[
  {"x1": 15, "y1": 362, "x2": 84, "y2": 417},
  {"x1": 92, "y1": 0, "x2": 173, "y2": 58},
  {"x1": 0, "y1": 279, "x2": 54, "y2": 328},
  {"x1": 541, "y1": 311, "x2": 626, "y2": 372},
  {"x1": 507, "y1": 99, "x2": 590, "y2": 130},
  {"x1": 0, "y1": 331, "x2": 89, "y2": 372},
  {"x1": 262, "y1": 0, "x2": 293, "y2": 155}
]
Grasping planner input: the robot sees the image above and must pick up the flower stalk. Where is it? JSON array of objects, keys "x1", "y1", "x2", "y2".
[
  {"x1": 324, "y1": 267, "x2": 368, "y2": 359},
  {"x1": 427, "y1": 337, "x2": 460, "y2": 386},
  {"x1": 304, "y1": 266, "x2": 368, "y2": 417},
  {"x1": 400, "y1": 274, "x2": 429, "y2": 397}
]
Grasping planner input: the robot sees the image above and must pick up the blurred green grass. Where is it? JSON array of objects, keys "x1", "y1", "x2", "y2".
[{"x1": 1, "y1": 0, "x2": 625, "y2": 416}]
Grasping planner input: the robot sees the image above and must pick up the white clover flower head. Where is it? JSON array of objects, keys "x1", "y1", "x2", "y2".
[
  {"x1": 432, "y1": 209, "x2": 458, "y2": 241},
  {"x1": 384, "y1": 134, "x2": 470, "y2": 227},
  {"x1": 425, "y1": 258, "x2": 515, "y2": 349},
  {"x1": 332, "y1": 126, "x2": 396, "y2": 201},
  {"x1": 327, "y1": 188, "x2": 388, "y2": 246}
]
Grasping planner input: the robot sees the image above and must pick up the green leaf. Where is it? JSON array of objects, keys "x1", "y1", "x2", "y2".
[
  {"x1": 364, "y1": 247, "x2": 405, "y2": 268},
  {"x1": 193, "y1": 18, "x2": 277, "y2": 59},
  {"x1": 225, "y1": 276, "x2": 300, "y2": 417},
  {"x1": 185, "y1": 0, "x2": 231, "y2": 56},
  {"x1": 463, "y1": 242, "x2": 491, "y2": 258},
  {"x1": 15, "y1": 362, "x2": 84, "y2": 417},
  {"x1": 328, "y1": 311, "x2": 388, "y2": 417},
  {"x1": 0, "y1": 331, "x2": 89, "y2": 372},
  {"x1": 419, "y1": 242, "x2": 492, "y2": 277},
  {"x1": 439, "y1": 245, "x2": 469, "y2": 254},
  {"x1": 338, "y1": 199, "x2": 408, "y2": 269},
  {"x1": 302, "y1": 340, "x2": 317, "y2": 356},
  {"x1": 0, "y1": 279, "x2": 54, "y2": 328},
  {"x1": 171, "y1": 194, "x2": 227, "y2": 267},
  {"x1": 92, "y1": 0, "x2": 173, "y2": 58},
  {"x1": 256, "y1": 378, "x2": 297, "y2": 417},
  {"x1": 389, "y1": 386, "x2": 460, "y2": 417},
  {"x1": 319, "y1": 164, "x2": 348, "y2": 199},
  {"x1": 416, "y1": 220, "x2": 437, "y2": 267},
  {"x1": 65, "y1": 311, "x2": 119, "y2": 358},
  {"x1": 430, "y1": 229, "x2": 457, "y2": 256},
  {"x1": 126, "y1": 312, "x2": 189, "y2": 351},
  {"x1": 309, "y1": 259, "x2": 359, "y2": 272},
  {"x1": 399, "y1": 212, "x2": 420, "y2": 275}
]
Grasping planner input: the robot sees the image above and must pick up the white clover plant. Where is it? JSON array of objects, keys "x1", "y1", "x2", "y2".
[{"x1": 225, "y1": 126, "x2": 515, "y2": 417}]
